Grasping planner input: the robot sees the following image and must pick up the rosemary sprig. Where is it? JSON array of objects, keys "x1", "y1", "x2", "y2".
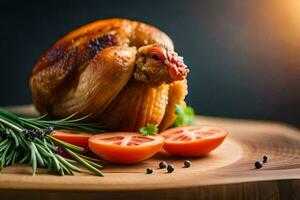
[
  {"x1": 0, "y1": 108, "x2": 105, "y2": 176},
  {"x1": 0, "y1": 108, "x2": 103, "y2": 133}
]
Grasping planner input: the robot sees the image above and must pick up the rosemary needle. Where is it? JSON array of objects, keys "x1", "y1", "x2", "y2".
[
  {"x1": 65, "y1": 148, "x2": 103, "y2": 176},
  {"x1": 0, "y1": 108, "x2": 105, "y2": 176}
]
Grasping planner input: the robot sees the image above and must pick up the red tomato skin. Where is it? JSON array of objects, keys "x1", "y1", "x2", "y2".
[
  {"x1": 52, "y1": 130, "x2": 92, "y2": 150},
  {"x1": 89, "y1": 142, "x2": 163, "y2": 164},
  {"x1": 88, "y1": 133, "x2": 164, "y2": 164},
  {"x1": 161, "y1": 126, "x2": 228, "y2": 157},
  {"x1": 163, "y1": 136, "x2": 226, "y2": 157}
]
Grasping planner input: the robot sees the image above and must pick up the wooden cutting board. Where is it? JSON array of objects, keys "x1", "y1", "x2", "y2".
[{"x1": 1, "y1": 105, "x2": 300, "y2": 200}]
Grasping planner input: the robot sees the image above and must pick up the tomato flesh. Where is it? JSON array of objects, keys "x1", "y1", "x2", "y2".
[
  {"x1": 89, "y1": 133, "x2": 164, "y2": 164},
  {"x1": 161, "y1": 126, "x2": 228, "y2": 157},
  {"x1": 52, "y1": 130, "x2": 92, "y2": 150}
]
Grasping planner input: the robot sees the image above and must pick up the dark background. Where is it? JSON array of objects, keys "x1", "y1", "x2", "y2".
[{"x1": 0, "y1": 0, "x2": 299, "y2": 127}]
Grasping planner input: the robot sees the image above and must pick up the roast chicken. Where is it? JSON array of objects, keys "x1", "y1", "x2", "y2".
[{"x1": 30, "y1": 18, "x2": 189, "y2": 131}]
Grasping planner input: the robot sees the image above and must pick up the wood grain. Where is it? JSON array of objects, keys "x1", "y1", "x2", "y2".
[{"x1": 1, "y1": 105, "x2": 300, "y2": 200}]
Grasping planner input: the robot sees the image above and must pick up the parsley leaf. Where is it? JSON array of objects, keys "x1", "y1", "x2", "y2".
[
  {"x1": 173, "y1": 104, "x2": 196, "y2": 127},
  {"x1": 139, "y1": 123, "x2": 158, "y2": 136}
]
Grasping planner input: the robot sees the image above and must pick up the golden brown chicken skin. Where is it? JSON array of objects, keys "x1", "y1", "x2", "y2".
[{"x1": 30, "y1": 18, "x2": 189, "y2": 131}]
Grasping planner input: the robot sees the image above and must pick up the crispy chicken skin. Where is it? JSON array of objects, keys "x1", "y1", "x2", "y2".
[{"x1": 30, "y1": 18, "x2": 189, "y2": 131}]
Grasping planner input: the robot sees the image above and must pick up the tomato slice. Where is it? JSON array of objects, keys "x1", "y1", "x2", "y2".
[
  {"x1": 160, "y1": 125, "x2": 228, "y2": 157},
  {"x1": 88, "y1": 133, "x2": 164, "y2": 164},
  {"x1": 52, "y1": 130, "x2": 92, "y2": 149}
]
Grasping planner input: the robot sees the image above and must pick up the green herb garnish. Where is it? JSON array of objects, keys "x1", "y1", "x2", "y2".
[
  {"x1": 139, "y1": 123, "x2": 158, "y2": 136},
  {"x1": 173, "y1": 104, "x2": 196, "y2": 127},
  {"x1": 0, "y1": 108, "x2": 104, "y2": 176}
]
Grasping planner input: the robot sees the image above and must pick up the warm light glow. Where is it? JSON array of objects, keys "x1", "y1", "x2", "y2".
[
  {"x1": 271, "y1": 0, "x2": 300, "y2": 47},
  {"x1": 241, "y1": 0, "x2": 300, "y2": 72}
]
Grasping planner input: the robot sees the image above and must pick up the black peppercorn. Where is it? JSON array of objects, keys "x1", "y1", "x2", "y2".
[
  {"x1": 255, "y1": 161, "x2": 263, "y2": 169},
  {"x1": 167, "y1": 164, "x2": 174, "y2": 173},
  {"x1": 55, "y1": 146, "x2": 63, "y2": 154},
  {"x1": 159, "y1": 161, "x2": 167, "y2": 169},
  {"x1": 184, "y1": 160, "x2": 191, "y2": 168},
  {"x1": 46, "y1": 126, "x2": 55, "y2": 135},
  {"x1": 2, "y1": 132, "x2": 12, "y2": 139},
  {"x1": 146, "y1": 167, "x2": 153, "y2": 174},
  {"x1": 263, "y1": 155, "x2": 268, "y2": 163}
]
